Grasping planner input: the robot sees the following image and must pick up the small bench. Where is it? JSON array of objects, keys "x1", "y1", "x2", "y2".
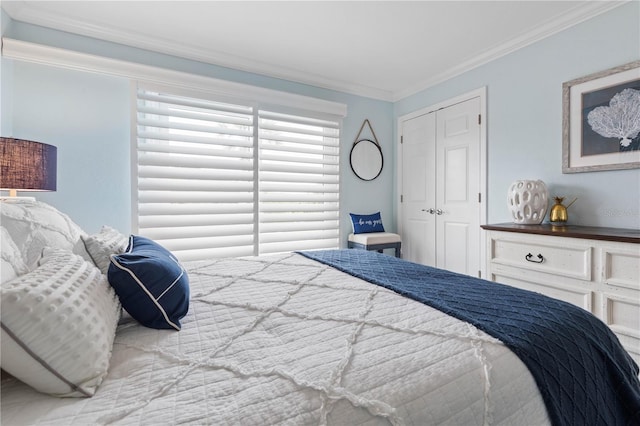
[{"x1": 347, "y1": 232, "x2": 401, "y2": 258}]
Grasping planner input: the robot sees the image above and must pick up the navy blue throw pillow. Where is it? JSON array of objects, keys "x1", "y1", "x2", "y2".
[
  {"x1": 349, "y1": 212, "x2": 385, "y2": 234},
  {"x1": 108, "y1": 235, "x2": 189, "y2": 331}
]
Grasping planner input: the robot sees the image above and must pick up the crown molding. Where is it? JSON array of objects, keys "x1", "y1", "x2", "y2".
[
  {"x1": 1, "y1": 38, "x2": 347, "y2": 117},
  {"x1": 393, "y1": 1, "x2": 629, "y2": 101},
  {"x1": 0, "y1": 2, "x2": 395, "y2": 101},
  {"x1": 3, "y1": 1, "x2": 629, "y2": 102}
]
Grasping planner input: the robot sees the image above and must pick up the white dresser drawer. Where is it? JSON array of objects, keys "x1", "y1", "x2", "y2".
[
  {"x1": 489, "y1": 235, "x2": 592, "y2": 281},
  {"x1": 601, "y1": 244, "x2": 640, "y2": 291},
  {"x1": 601, "y1": 292, "x2": 640, "y2": 364},
  {"x1": 493, "y1": 271, "x2": 593, "y2": 311}
]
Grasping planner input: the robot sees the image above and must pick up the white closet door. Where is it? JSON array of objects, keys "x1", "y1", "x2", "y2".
[
  {"x1": 400, "y1": 96, "x2": 481, "y2": 276},
  {"x1": 401, "y1": 112, "x2": 436, "y2": 266},
  {"x1": 435, "y1": 97, "x2": 481, "y2": 275}
]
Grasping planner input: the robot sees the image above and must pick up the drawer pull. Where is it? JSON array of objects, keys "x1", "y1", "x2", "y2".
[{"x1": 525, "y1": 253, "x2": 544, "y2": 264}]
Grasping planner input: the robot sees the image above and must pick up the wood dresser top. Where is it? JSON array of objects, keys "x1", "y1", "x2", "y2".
[{"x1": 481, "y1": 223, "x2": 640, "y2": 244}]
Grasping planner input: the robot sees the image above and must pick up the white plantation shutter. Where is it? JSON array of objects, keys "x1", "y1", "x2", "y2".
[
  {"x1": 135, "y1": 88, "x2": 255, "y2": 260},
  {"x1": 135, "y1": 85, "x2": 341, "y2": 261},
  {"x1": 259, "y1": 111, "x2": 340, "y2": 254}
]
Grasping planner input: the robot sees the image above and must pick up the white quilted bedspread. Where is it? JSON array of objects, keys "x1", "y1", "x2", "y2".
[{"x1": 1, "y1": 253, "x2": 550, "y2": 425}]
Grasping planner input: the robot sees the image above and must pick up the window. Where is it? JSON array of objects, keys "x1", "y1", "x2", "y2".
[
  {"x1": 135, "y1": 85, "x2": 341, "y2": 261},
  {"x1": 258, "y1": 110, "x2": 340, "y2": 254}
]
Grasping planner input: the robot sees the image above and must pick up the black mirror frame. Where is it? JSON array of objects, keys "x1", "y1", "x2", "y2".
[{"x1": 349, "y1": 138, "x2": 384, "y2": 181}]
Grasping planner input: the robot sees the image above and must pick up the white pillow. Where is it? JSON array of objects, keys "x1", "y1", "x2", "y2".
[
  {"x1": 0, "y1": 199, "x2": 91, "y2": 271},
  {"x1": 0, "y1": 248, "x2": 121, "y2": 397},
  {"x1": 82, "y1": 225, "x2": 128, "y2": 274},
  {"x1": 0, "y1": 226, "x2": 28, "y2": 283}
]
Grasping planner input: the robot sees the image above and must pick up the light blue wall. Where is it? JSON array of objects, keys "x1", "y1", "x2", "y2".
[
  {"x1": 2, "y1": 21, "x2": 394, "y2": 239},
  {"x1": 9, "y1": 64, "x2": 132, "y2": 232},
  {"x1": 395, "y1": 2, "x2": 640, "y2": 229},
  {"x1": 1, "y1": 9, "x2": 13, "y2": 136},
  {"x1": 3, "y1": 3, "x2": 639, "y2": 236}
]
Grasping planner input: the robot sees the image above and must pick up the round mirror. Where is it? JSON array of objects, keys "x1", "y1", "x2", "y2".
[{"x1": 350, "y1": 139, "x2": 383, "y2": 181}]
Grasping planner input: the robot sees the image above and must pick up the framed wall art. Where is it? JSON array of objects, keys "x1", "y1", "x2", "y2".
[{"x1": 562, "y1": 60, "x2": 640, "y2": 173}]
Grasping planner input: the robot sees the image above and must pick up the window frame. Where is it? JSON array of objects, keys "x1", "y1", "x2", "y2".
[{"x1": 133, "y1": 82, "x2": 344, "y2": 260}]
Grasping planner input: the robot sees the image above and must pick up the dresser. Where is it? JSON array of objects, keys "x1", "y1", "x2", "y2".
[{"x1": 482, "y1": 223, "x2": 640, "y2": 364}]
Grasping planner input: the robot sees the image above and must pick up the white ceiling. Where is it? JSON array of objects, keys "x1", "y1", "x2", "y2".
[{"x1": 1, "y1": 1, "x2": 627, "y2": 101}]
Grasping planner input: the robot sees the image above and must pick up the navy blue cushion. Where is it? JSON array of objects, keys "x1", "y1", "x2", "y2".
[
  {"x1": 349, "y1": 212, "x2": 385, "y2": 234},
  {"x1": 108, "y1": 235, "x2": 189, "y2": 330}
]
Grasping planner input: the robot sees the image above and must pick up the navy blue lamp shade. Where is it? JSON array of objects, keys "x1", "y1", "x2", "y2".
[{"x1": 0, "y1": 137, "x2": 57, "y2": 196}]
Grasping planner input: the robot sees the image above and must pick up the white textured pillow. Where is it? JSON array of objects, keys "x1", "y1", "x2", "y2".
[
  {"x1": 1, "y1": 226, "x2": 28, "y2": 284},
  {"x1": 0, "y1": 199, "x2": 91, "y2": 270},
  {"x1": 0, "y1": 248, "x2": 121, "y2": 397},
  {"x1": 82, "y1": 225, "x2": 128, "y2": 274}
]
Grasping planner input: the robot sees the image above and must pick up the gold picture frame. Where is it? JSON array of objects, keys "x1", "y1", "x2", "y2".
[{"x1": 562, "y1": 61, "x2": 640, "y2": 173}]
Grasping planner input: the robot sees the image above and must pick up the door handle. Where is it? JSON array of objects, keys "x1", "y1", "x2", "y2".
[
  {"x1": 421, "y1": 208, "x2": 435, "y2": 214},
  {"x1": 435, "y1": 209, "x2": 444, "y2": 215}
]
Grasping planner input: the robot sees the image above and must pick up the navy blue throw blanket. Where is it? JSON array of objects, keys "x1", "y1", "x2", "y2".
[{"x1": 298, "y1": 249, "x2": 640, "y2": 426}]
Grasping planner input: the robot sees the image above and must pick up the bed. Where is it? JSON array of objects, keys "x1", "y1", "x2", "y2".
[{"x1": 1, "y1": 200, "x2": 639, "y2": 425}]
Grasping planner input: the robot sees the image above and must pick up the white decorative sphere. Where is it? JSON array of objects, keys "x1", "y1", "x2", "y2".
[{"x1": 507, "y1": 180, "x2": 549, "y2": 224}]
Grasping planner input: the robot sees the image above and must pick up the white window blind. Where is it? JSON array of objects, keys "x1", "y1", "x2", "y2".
[
  {"x1": 135, "y1": 86, "x2": 340, "y2": 261},
  {"x1": 258, "y1": 111, "x2": 340, "y2": 254},
  {"x1": 135, "y1": 88, "x2": 255, "y2": 260}
]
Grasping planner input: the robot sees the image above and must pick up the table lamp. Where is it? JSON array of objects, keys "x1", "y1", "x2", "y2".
[{"x1": 0, "y1": 137, "x2": 57, "y2": 199}]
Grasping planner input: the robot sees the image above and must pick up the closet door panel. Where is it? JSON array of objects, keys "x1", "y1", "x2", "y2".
[
  {"x1": 444, "y1": 146, "x2": 469, "y2": 202},
  {"x1": 436, "y1": 98, "x2": 480, "y2": 275},
  {"x1": 401, "y1": 112, "x2": 436, "y2": 266},
  {"x1": 441, "y1": 222, "x2": 470, "y2": 274}
]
